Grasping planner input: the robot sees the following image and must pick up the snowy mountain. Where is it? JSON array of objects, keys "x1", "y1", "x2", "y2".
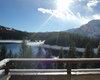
[{"x1": 66, "y1": 20, "x2": 100, "y2": 38}]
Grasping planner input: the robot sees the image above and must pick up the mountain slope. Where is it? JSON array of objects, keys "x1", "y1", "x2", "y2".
[
  {"x1": 0, "y1": 25, "x2": 99, "y2": 48},
  {"x1": 66, "y1": 20, "x2": 100, "y2": 38},
  {"x1": 0, "y1": 25, "x2": 29, "y2": 40}
]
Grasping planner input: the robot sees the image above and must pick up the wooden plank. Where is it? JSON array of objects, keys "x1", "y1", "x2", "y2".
[
  {"x1": 4, "y1": 62, "x2": 11, "y2": 75},
  {"x1": 9, "y1": 74, "x2": 100, "y2": 80},
  {"x1": 67, "y1": 63, "x2": 72, "y2": 80}
]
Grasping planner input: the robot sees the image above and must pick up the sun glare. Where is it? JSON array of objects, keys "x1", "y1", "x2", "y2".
[{"x1": 57, "y1": 0, "x2": 74, "y2": 11}]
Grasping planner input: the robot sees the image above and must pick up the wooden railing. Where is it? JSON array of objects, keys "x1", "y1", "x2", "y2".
[{"x1": 0, "y1": 58, "x2": 100, "y2": 80}]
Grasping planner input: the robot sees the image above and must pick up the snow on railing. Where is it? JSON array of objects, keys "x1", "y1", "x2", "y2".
[
  {"x1": 0, "y1": 40, "x2": 45, "y2": 46},
  {"x1": 0, "y1": 59, "x2": 10, "y2": 69},
  {"x1": 0, "y1": 40, "x2": 23, "y2": 43},
  {"x1": 0, "y1": 59, "x2": 10, "y2": 80}
]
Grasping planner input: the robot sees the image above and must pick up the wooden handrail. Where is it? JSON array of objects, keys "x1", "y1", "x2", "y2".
[
  {"x1": 1, "y1": 58, "x2": 100, "y2": 80},
  {"x1": 9, "y1": 69, "x2": 100, "y2": 72}
]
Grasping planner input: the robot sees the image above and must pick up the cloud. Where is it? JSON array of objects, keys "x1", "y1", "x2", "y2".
[
  {"x1": 38, "y1": 8, "x2": 65, "y2": 18},
  {"x1": 38, "y1": 8, "x2": 90, "y2": 24},
  {"x1": 93, "y1": 14, "x2": 100, "y2": 19},
  {"x1": 78, "y1": 0, "x2": 83, "y2": 2},
  {"x1": 87, "y1": 0, "x2": 100, "y2": 8},
  {"x1": 38, "y1": 8, "x2": 52, "y2": 14},
  {"x1": 77, "y1": 12, "x2": 90, "y2": 24}
]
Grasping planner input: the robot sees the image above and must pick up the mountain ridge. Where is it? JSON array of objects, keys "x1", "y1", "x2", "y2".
[
  {"x1": 66, "y1": 20, "x2": 100, "y2": 39},
  {"x1": 0, "y1": 25, "x2": 29, "y2": 40}
]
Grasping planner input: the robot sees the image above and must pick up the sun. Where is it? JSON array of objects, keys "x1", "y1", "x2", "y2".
[{"x1": 57, "y1": 0, "x2": 74, "y2": 11}]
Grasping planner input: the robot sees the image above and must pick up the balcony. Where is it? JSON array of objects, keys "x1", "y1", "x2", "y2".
[{"x1": 0, "y1": 58, "x2": 100, "y2": 80}]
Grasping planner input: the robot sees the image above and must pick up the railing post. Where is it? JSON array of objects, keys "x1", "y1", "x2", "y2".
[
  {"x1": 5, "y1": 61, "x2": 11, "y2": 75},
  {"x1": 67, "y1": 63, "x2": 72, "y2": 80}
]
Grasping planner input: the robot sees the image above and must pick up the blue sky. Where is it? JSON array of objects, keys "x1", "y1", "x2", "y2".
[{"x1": 0, "y1": 0, "x2": 100, "y2": 32}]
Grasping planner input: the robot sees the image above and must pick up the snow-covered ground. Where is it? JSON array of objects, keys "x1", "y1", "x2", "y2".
[
  {"x1": 40, "y1": 44, "x2": 97, "y2": 53},
  {"x1": 27, "y1": 40, "x2": 45, "y2": 46}
]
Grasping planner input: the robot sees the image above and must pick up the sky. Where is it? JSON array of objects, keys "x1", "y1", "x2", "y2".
[{"x1": 0, "y1": 0, "x2": 100, "y2": 32}]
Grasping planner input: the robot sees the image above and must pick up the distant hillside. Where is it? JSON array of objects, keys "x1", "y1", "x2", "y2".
[
  {"x1": 0, "y1": 25, "x2": 99, "y2": 48},
  {"x1": 0, "y1": 25, "x2": 30, "y2": 40},
  {"x1": 66, "y1": 20, "x2": 100, "y2": 39},
  {"x1": 31, "y1": 32, "x2": 99, "y2": 48}
]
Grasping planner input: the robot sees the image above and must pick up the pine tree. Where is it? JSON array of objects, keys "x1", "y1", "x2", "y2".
[
  {"x1": 58, "y1": 48, "x2": 64, "y2": 69},
  {"x1": 81, "y1": 43, "x2": 94, "y2": 68},
  {"x1": 45, "y1": 49, "x2": 52, "y2": 58},
  {"x1": 65, "y1": 42, "x2": 77, "y2": 69},
  {"x1": 95, "y1": 44, "x2": 100, "y2": 68},
  {"x1": 36, "y1": 47, "x2": 44, "y2": 69},
  {"x1": 84, "y1": 43, "x2": 94, "y2": 58},
  {"x1": 0, "y1": 45, "x2": 7, "y2": 60},
  {"x1": 59, "y1": 48, "x2": 64, "y2": 58},
  {"x1": 66, "y1": 42, "x2": 76, "y2": 58},
  {"x1": 36, "y1": 47, "x2": 43, "y2": 58},
  {"x1": 19, "y1": 39, "x2": 28, "y2": 58},
  {"x1": 26, "y1": 46, "x2": 34, "y2": 58},
  {"x1": 18, "y1": 39, "x2": 29, "y2": 68},
  {"x1": 7, "y1": 49, "x2": 13, "y2": 58},
  {"x1": 96, "y1": 44, "x2": 100, "y2": 58},
  {"x1": 45, "y1": 49, "x2": 52, "y2": 69}
]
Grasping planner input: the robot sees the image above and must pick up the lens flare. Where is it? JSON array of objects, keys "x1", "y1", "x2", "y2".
[{"x1": 57, "y1": 0, "x2": 74, "y2": 11}]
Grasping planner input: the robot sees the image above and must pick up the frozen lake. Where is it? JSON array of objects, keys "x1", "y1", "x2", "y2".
[
  {"x1": 0, "y1": 40, "x2": 98, "y2": 54},
  {"x1": 0, "y1": 40, "x2": 46, "y2": 55}
]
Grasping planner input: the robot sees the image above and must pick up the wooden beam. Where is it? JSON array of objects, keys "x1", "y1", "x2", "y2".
[{"x1": 9, "y1": 58, "x2": 100, "y2": 63}]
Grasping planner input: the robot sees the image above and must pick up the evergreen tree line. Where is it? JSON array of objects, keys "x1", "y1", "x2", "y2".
[
  {"x1": 31, "y1": 32, "x2": 100, "y2": 48},
  {"x1": 0, "y1": 40, "x2": 100, "y2": 69},
  {"x1": 0, "y1": 45, "x2": 15, "y2": 60},
  {"x1": 57, "y1": 42, "x2": 100, "y2": 69},
  {"x1": 0, "y1": 40, "x2": 52, "y2": 69}
]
